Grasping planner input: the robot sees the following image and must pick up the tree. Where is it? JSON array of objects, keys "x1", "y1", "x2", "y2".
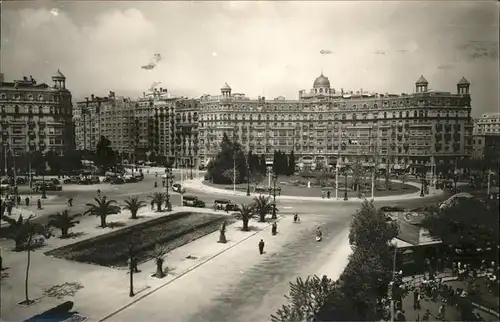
[
  {"x1": 95, "y1": 135, "x2": 116, "y2": 170},
  {"x1": 4, "y1": 215, "x2": 52, "y2": 305},
  {"x1": 271, "y1": 275, "x2": 339, "y2": 322},
  {"x1": 223, "y1": 168, "x2": 240, "y2": 185},
  {"x1": 421, "y1": 198, "x2": 499, "y2": 250},
  {"x1": 207, "y1": 133, "x2": 247, "y2": 184},
  {"x1": 288, "y1": 151, "x2": 296, "y2": 176},
  {"x1": 251, "y1": 171, "x2": 264, "y2": 188},
  {"x1": 148, "y1": 192, "x2": 166, "y2": 212},
  {"x1": 272, "y1": 151, "x2": 279, "y2": 174},
  {"x1": 123, "y1": 196, "x2": 147, "y2": 219},
  {"x1": 349, "y1": 200, "x2": 399, "y2": 250},
  {"x1": 84, "y1": 195, "x2": 121, "y2": 228},
  {"x1": 259, "y1": 154, "x2": 267, "y2": 174},
  {"x1": 149, "y1": 244, "x2": 168, "y2": 278},
  {"x1": 252, "y1": 195, "x2": 273, "y2": 222},
  {"x1": 48, "y1": 210, "x2": 81, "y2": 238},
  {"x1": 350, "y1": 160, "x2": 365, "y2": 192},
  {"x1": 239, "y1": 204, "x2": 254, "y2": 231}
]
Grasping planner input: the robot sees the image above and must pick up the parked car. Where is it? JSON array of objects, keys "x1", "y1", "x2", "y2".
[
  {"x1": 182, "y1": 195, "x2": 206, "y2": 208},
  {"x1": 50, "y1": 178, "x2": 61, "y2": 185},
  {"x1": 213, "y1": 199, "x2": 240, "y2": 212},
  {"x1": 172, "y1": 183, "x2": 184, "y2": 193},
  {"x1": 35, "y1": 182, "x2": 62, "y2": 191},
  {"x1": 16, "y1": 177, "x2": 27, "y2": 185},
  {"x1": 379, "y1": 206, "x2": 407, "y2": 213},
  {"x1": 111, "y1": 177, "x2": 125, "y2": 184},
  {"x1": 124, "y1": 175, "x2": 138, "y2": 183},
  {"x1": 63, "y1": 176, "x2": 81, "y2": 184}
]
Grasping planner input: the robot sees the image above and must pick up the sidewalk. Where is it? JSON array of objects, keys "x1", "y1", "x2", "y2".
[
  {"x1": 183, "y1": 178, "x2": 444, "y2": 202},
  {"x1": 0, "y1": 206, "x2": 280, "y2": 322}
]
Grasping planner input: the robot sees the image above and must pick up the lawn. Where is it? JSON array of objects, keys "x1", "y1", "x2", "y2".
[
  {"x1": 204, "y1": 174, "x2": 419, "y2": 198},
  {"x1": 45, "y1": 212, "x2": 232, "y2": 268}
]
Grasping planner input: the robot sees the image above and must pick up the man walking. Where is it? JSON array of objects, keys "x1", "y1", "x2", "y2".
[{"x1": 258, "y1": 239, "x2": 265, "y2": 255}]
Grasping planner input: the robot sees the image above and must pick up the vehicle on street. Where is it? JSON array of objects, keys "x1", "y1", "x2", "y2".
[
  {"x1": 379, "y1": 206, "x2": 407, "y2": 213},
  {"x1": 213, "y1": 199, "x2": 240, "y2": 212},
  {"x1": 182, "y1": 195, "x2": 206, "y2": 208},
  {"x1": 63, "y1": 176, "x2": 81, "y2": 184},
  {"x1": 50, "y1": 178, "x2": 61, "y2": 185},
  {"x1": 111, "y1": 177, "x2": 125, "y2": 184},
  {"x1": 123, "y1": 175, "x2": 138, "y2": 183},
  {"x1": 172, "y1": 183, "x2": 184, "y2": 193},
  {"x1": 35, "y1": 182, "x2": 63, "y2": 191}
]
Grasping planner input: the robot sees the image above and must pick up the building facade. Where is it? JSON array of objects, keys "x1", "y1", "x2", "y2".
[
  {"x1": 473, "y1": 113, "x2": 500, "y2": 135},
  {"x1": 198, "y1": 75, "x2": 474, "y2": 175},
  {"x1": 472, "y1": 134, "x2": 500, "y2": 162},
  {"x1": 0, "y1": 71, "x2": 74, "y2": 158},
  {"x1": 74, "y1": 91, "x2": 135, "y2": 154}
]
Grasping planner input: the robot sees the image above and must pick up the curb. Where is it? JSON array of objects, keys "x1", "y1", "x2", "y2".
[
  {"x1": 185, "y1": 179, "x2": 444, "y2": 202},
  {"x1": 97, "y1": 216, "x2": 283, "y2": 321}
]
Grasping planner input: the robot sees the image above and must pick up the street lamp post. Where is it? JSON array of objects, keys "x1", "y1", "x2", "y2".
[
  {"x1": 246, "y1": 165, "x2": 251, "y2": 196},
  {"x1": 190, "y1": 156, "x2": 193, "y2": 180},
  {"x1": 128, "y1": 241, "x2": 135, "y2": 297},
  {"x1": 165, "y1": 166, "x2": 173, "y2": 211},
  {"x1": 41, "y1": 153, "x2": 47, "y2": 199},
  {"x1": 420, "y1": 174, "x2": 425, "y2": 197},
  {"x1": 344, "y1": 166, "x2": 348, "y2": 201},
  {"x1": 271, "y1": 173, "x2": 278, "y2": 219}
]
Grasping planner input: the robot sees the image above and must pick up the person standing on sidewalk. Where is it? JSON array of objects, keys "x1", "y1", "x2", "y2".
[{"x1": 258, "y1": 239, "x2": 265, "y2": 254}]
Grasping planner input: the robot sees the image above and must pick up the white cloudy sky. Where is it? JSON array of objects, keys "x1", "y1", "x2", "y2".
[{"x1": 1, "y1": 1, "x2": 498, "y2": 115}]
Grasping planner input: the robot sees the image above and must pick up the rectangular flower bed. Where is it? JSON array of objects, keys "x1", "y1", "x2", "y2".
[{"x1": 45, "y1": 212, "x2": 232, "y2": 268}]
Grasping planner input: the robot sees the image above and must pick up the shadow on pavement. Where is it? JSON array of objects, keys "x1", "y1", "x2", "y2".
[{"x1": 24, "y1": 301, "x2": 88, "y2": 322}]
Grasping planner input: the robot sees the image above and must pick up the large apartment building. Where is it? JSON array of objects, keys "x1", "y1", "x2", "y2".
[
  {"x1": 0, "y1": 71, "x2": 74, "y2": 158},
  {"x1": 74, "y1": 91, "x2": 135, "y2": 154},
  {"x1": 198, "y1": 75, "x2": 474, "y2": 175},
  {"x1": 74, "y1": 87, "x2": 200, "y2": 168},
  {"x1": 473, "y1": 113, "x2": 500, "y2": 135}
]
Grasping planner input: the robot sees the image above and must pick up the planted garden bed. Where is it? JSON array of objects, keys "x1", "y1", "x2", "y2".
[{"x1": 45, "y1": 212, "x2": 232, "y2": 268}]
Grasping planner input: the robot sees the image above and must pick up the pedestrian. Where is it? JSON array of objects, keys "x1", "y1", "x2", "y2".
[
  {"x1": 154, "y1": 181, "x2": 158, "y2": 188},
  {"x1": 413, "y1": 289, "x2": 419, "y2": 309},
  {"x1": 25, "y1": 196, "x2": 30, "y2": 207},
  {"x1": 271, "y1": 222, "x2": 277, "y2": 235},
  {"x1": 422, "y1": 309, "x2": 430, "y2": 321},
  {"x1": 37, "y1": 198, "x2": 42, "y2": 210},
  {"x1": 150, "y1": 199, "x2": 155, "y2": 210},
  {"x1": 17, "y1": 195, "x2": 21, "y2": 205},
  {"x1": 327, "y1": 190, "x2": 331, "y2": 199},
  {"x1": 68, "y1": 197, "x2": 73, "y2": 207},
  {"x1": 415, "y1": 313, "x2": 420, "y2": 322},
  {"x1": 438, "y1": 304, "x2": 445, "y2": 320},
  {"x1": 258, "y1": 239, "x2": 265, "y2": 255},
  {"x1": 293, "y1": 213, "x2": 298, "y2": 223}
]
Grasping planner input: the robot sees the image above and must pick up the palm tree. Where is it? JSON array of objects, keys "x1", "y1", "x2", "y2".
[
  {"x1": 148, "y1": 192, "x2": 166, "y2": 212},
  {"x1": 123, "y1": 196, "x2": 147, "y2": 219},
  {"x1": 48, "y1": 210, "x2": 81, "y2": 238},
  {"x1": 1, "y1": 214, "x2": 32, "y2": 251},
  {"x1": 239, "y1": 203, "x2": 254, "y2": 231},
  {"x1": 84, "y1": 195, "x2": 121, "y2": 228},
  {"x1": 149, "y1": 244, "x2": 168, "y2": 278},
  {"x1": 252, "y1": 195, "x2": 273, "y2": 222}
]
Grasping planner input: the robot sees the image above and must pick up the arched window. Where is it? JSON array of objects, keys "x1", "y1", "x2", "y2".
[
  {"x1": 384, "y1": 112, "x2": 387, "y2": 119},
  {"x1": 258, "y1": 114, "x2": 261, "y2": 121},
  {"x1": 352, "y1": 113, "x2": 357, "y2": 120},
  {"x1": 413, "y1": 111, "x2": 417, "y2": 118},
  {"x1": 399, "y1": 112, "x2": 403, "y2": 118},
  {"x1": 319, "y1": 88, "x2": 323, "y2": 93},
  {"x1": 342, "y1": 113, "x2": 346, "y2": 120},
  {"x1": 419, "y1": 110, "x2": 424, "y2": 118}
]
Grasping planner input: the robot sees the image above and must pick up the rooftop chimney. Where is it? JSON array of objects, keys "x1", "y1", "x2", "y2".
[{"x1": 91, "y1": 94, "x2": 95, "y2": 100}]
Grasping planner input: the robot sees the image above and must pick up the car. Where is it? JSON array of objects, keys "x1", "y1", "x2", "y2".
[
  {"x1": 213, "y1": 199, "x2": 240, "y2": 212},
  {"x1": 124, "y1": 175, "x2": 138, "y2": 183},
  {"x1": 172, "y1": 183, "x2": 184, "y2": 193},
  {"x1": 16, "y1": 177, "x2": 27, "y2": 185},
  {"x1": 182, "y1": 195, "x2": 206, "y2": 208},
  {"x1": 36, "y1": 182, "x2": 62, "y2": 191},
  {"x1": 63, "y1": 176, "x2": 81, "y2": 184},
  {"x1": 50, "y1": 178, "x2": 61, "y2": 185},
  {"x1": 111, "y1": 177, "x2": 125, "y2": 184},
  {"x1": 379, "y1": 206, "x2": 407, "y2": 213}
]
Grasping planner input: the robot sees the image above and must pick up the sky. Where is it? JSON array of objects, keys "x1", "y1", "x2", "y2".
[{"x1": 1, "y1": 1, "x2": 498, "y2": 116}]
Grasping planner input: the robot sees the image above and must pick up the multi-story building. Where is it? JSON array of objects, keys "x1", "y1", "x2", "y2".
[
  {"x1": 472, "y1": 134, "x2": 500, "y2": 163},
  {"x1": 198, "y1": 75, "x2": 474, "y2": 175},
  {"x1": 0, "y1": 71, "x2": 74, "y2": 158},
  {"x1": 473, "y1": 113, "x2": 500, "y2": 135},
  {"x1": 74, "y1": 91, "x2": 135, "y2": 155}
]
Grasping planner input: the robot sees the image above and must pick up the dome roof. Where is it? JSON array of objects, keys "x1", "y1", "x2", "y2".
[
  {"x1": 52, "y1": 69, "x2": 65, "y2": 79},
  {"x1": 416, "y1": 75, "x2": 428, "y2": 85},
  {"x1": 221, "y1": 82, "x2": 231, "y2": 90},
  {"x1": 457, "y1": 77, "x2": 470, "y2": 85},
  {"x1": 313, "y1": 73, "x2": 330, "y2": 88}
]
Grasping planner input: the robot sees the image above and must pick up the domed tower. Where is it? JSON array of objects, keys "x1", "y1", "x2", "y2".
[
  {"x1": 415, "y1": 75, "x2": 428, "y2": 93},
  {"x1": 457, "y1": 77, "x2": 470, "y2": 95},
  {"x1": 221, "y1": 82, "x2": 231, "y2": 98},
  {"x1": 313, "y1": 73, "x2": 330, "y2": 94},
  {"x1": 52, "y1": 69, "x2": 66, "y2": 89}
]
